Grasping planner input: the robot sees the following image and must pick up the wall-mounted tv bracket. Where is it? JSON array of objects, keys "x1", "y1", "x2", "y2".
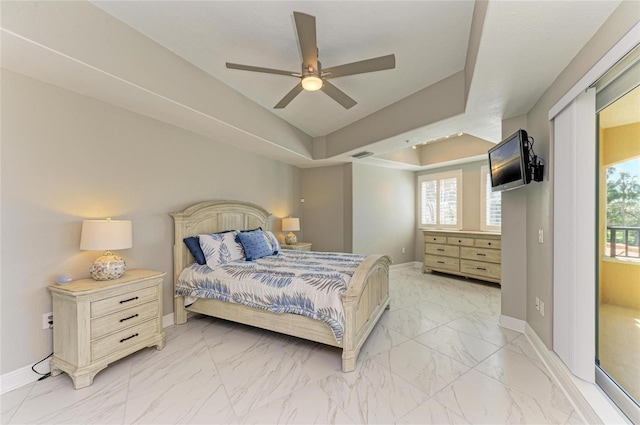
[{"x1": 527, "y1": 137, "x2": 544, "y2": 182}]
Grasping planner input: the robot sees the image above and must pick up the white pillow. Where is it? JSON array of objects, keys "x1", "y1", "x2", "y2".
[
  {"x1": 199, "y1": 231, "x2": 244, "y2": 269},
  {"x1": 263, "y1": 230, "x2": 281, "y2": 254}
]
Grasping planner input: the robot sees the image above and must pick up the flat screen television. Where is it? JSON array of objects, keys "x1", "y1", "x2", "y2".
[{"x1": 488, "y1": 129, "x2": 531, "y2": 192}]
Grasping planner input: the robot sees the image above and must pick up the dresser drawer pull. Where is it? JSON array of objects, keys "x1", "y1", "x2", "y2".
[
  {"x1": 119, "y1": 296, "x2": 139, "y2": 304},
  {"x1": 487, "y1": 242, "x2": 492, "y2": 246},
  {"x1": 476, "y1": 267, "x2": 487, "y2": 271},
  {"x1": 437, "y1": 261, "x2": 445, "y2": 264},
  {"x1": 437, "y1": 248, "x2": 445, "y2": 252},
  {"x1": 120, "y1": 333, "x2": 139, "y2": 343},
  {"x1": 119, "y1": 314, "x2": 139, "y2": 323},
  {"x1": 458, "y1": 240, "x2": 462, "y2": 243},
  {"x1": 476, "y1": 253, "x2": 486, "y2": 257}
]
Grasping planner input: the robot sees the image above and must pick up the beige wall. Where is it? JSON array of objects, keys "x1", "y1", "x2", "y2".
[
  {"x1": 352, "y1": 163, "x2": 415, "y2": 264},
  {"x1": 300, "y1": 165, "x2": 348, "y2": 252},
  {"x1": 522, "y1": 0, "x2": 639, "y2": 347},
  {"x1": 0, "y1": 71, "x2": 302, "y2": 374}
]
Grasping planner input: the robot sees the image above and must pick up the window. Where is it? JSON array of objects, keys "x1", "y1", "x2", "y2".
[
  {"x1": 604, "y1": 158, "x2": 640, "y2": 259},
  {"x1": 481, "y1": 165, "x2": 501, "y2": 232},
  {"x1": 418, "y1": 170, "x2": 462, "y2": 229}
]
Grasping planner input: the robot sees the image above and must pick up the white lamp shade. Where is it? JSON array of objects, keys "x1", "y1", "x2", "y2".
[
  {"x1": 80, "y1": 219, "x2": 132, "y2": 251},
  {"x1": 282, "y1": 217, "x2": 300, "y2": 232},
  {"x1": 301, "y1": 75, "x2": 323, "y2": 91}
]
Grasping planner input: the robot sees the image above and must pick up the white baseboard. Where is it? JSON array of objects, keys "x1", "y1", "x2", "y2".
[
  {"x1": 390, "y1": 261, "x2": 421, "y2": 271},
  {"x1": 524, "y1": 323, "x2": 629, "y2": 425},
  {"x1": 499, "y1": 315, "x2": 526, "y2": 333},
  {"x1": 0, "y1": 312, "x2": 176, "y2": 395}
]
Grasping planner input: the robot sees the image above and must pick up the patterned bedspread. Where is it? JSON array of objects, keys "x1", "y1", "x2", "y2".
[{"x1": 176, "y1": 250, "x2": 366, "y2": 342}]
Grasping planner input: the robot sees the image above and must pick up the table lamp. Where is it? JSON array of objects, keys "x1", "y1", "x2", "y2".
[
  {"x1": 80, "y1": 218, "x2": 132, "y2": 280},
  {"x1": 282, "y1": 217, "x2": 300, "y2": 245}
]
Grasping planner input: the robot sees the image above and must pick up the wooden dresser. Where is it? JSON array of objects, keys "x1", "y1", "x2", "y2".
[
  {"x1": 422, "y1": 230, "x2": 501, "y2": 284},
  {"x1": 49, "y1": 269, "x2": 166, "y2": 388}
]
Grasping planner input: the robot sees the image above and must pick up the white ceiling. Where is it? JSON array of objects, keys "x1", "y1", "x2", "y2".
[{"x1": 90, "y1": 0, "x2": 622, "y2": 142}]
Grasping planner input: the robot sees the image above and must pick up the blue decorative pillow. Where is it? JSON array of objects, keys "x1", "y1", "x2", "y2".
[
  {"x1": 236, "y1": 229, "x2": 273, "y2": 261},
  {"x1": 183, "y1": 237, "x2": 206, "y2": 265}
]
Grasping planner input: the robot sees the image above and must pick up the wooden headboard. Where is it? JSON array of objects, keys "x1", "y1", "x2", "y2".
[{"x1": 170, "y1": 200, "x2": 270, "y2": 285}]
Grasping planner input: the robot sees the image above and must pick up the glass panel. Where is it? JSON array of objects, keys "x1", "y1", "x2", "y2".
[
  {"x1": 421, "y1": 180, "x2": 436, "y2": 225},
  {"x1": 596, "y1": 83, "x2": 640, "y2": 415},
  {"x1": 439, "y1": 177, "x2": 457, "y2": 225}
]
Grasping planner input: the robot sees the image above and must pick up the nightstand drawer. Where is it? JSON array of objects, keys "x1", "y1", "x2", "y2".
[
  {"x1": 91, "y1": 301, "x2": 159, "y2": 339},
  {"x1": 91, "y1": 285, "x2": 158, "y2": 318},
  {"x1": 425, "y1": 244, "x2": 459, "y2": 257},
  {"x1": 92, "y1": 319, "x2": 158, "y2": 361},
  {"x1": 425, "y1": 235, "x2": 447, "y2": 244},
  {"x1": 424, "y1": 255, "x2": 459, "y2": 271}
]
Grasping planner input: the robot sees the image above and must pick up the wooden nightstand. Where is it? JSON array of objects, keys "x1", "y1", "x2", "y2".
[
  {"x1": 280, "y1": 242, "x2": 312, "y2": 251},
  {"x1": 48, "y1": 269, "x2": 166, "y2": 389}
]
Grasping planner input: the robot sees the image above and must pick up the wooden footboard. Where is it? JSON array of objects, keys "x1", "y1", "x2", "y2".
[{"x1": 340, "y1": 254, "x2": 391, "y2": 372}]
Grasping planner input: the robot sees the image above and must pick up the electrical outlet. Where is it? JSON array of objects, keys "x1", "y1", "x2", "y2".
[
  {"x1": 540, "y1": 300, "x2": 545, "y2": 317},
  {"x1": 42, "y1": 312, "x2": 53, "y2": 329},
  {"x1": 538, "y1": 229, "x2": 544, "y2": 243},
  {"x1": 535, "y1": 297, "x2": 540, "y2": 311},
  {"x1": 401, "y1": 247, "x2": 406, "y2": 254}
]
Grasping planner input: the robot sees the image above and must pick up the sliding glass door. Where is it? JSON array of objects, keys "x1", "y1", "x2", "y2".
[{"x1": 595, "y1": 50, "x2": 640, "y2": 423}]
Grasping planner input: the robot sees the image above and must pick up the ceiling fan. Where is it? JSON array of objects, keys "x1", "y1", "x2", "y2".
[{"x1": 226, "y1": 11, "x2": 396, "y2": 110}]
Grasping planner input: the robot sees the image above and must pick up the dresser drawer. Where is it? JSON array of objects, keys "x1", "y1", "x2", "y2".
[
  {"x1": 425, "y1": 244, "x2": 459, "y2": 257},
  {"x1": 92, "y1": 319, "x2": 158, "y2": 361},
  {"x1": 424, "y1": 255, "x2": 459, "y2": 271},
  {"x1": 91, "y1": 301, "x2": 159, "y2": 339},
  {"x1": 447, "y1": 237, "x2": 474, "y2": 247},
  {"x1": 91, "y1": 285, "x2": 158, "y2": 318},
  {"x1": 424, "y1": 235, "x2": 447, "y2": 244},
  {"x1": 475, "y1": 238, "x2": 501, "y2": 249},
  {"x1": 460, "y1": 260, "x2": 501, "y2": 280},
  {"x1": 460, "y1": 247, "x2": 501, "y2": 264}
]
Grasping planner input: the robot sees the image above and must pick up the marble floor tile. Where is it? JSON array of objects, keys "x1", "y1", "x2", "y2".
[
  {"x1": 357, "y1": 321, "x2": 409, "y2": 361},
  {"x1": 414, "y1": 325, "x2": 500, "y2": 367},
  {"x1": 474, "y1": 347, "x2": 574, "y2": 414},
  {"x1": 397, "y1": 398, "x2": 470, "y2": 425},
  {"x1": 237, "y1": 382, "x2": 354, "y2": 425},
  {"x1": 566, "y1": 410, "x2": 586, "y2": 424},
  {"x1": 318, "y1": 358, "x2": 427, "y2": 424},
  {"x1": 377, "y1": 309, "x2": 439, "y2": 338},
  {"x1": 0, "y1": 382, "x2": 33, "y2": 424},
  {"x1": 124, "y1": 338, "x2": 235, "y2": 424},
  {"x1": 504, "y1": 334, "x2": 540, "y2": 361},
  {"x1": 373, "y1": 339, "x2": 469, "y2": 397},
  {"x1": 435, "y1": 369, "x2": 571, "y2": 424},
  {"x1": 8, "y1": 357, "x2": 131, "y2": 424},
  {"x1": 446, "y1": 311, "x2": 520, "y2": 346},
  {"x1": 402, "y1": 300, "x2": 469, "y2": 325}
]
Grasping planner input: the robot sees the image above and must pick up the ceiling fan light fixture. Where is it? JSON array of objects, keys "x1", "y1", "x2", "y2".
[{"x1": 301, "y1": 75, "x2": 323, "y2": 91}]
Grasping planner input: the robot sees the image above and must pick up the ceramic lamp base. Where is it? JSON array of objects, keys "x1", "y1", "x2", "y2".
[
  {"x1": 90, "y1": 252, "x2": 126, "y2": 281},
  {"x1": 285, "y1": 232, "x2": 297, "y2": 245}
]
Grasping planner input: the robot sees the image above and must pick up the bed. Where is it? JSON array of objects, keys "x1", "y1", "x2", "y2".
[{"x1": 171, "y1": 200, "x2": 391, "y2": 372}]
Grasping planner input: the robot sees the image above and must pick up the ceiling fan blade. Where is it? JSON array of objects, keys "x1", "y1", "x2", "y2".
[
  {"x1": 321, "y1": 80, "x2": 357, "y2": 109},
  {"x1": 293, "y1": 12, "x2": 318, "y2": 72},
  {"x1": 323, "y1": 54, "x2": 396, "y2": 79},
  {"x1": 226, "y1": 62, "x2": 297, "y2": 77},
  {"x1": 274, "y1": 83, "x2": 304, "y2": 109}
]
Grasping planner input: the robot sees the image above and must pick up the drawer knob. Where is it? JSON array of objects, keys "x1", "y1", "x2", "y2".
[
  {"x1": 119, "y1": 296, "x2": 139, "y2": 304},
  {"x1": 120, "y1": 333, "x2": 139, "y2": 343},
  {"x1": 119, "y1": 314, "x2": 139, "y2": 323},
  {"x1": 476, "y1": 253, "x2": 486, "y2": 257},
  {"x1": 458, "y1": 240, "x2": 461, "y2": 243},
  {"x1": 488, "y1": 242, "x2": 492, "y2": 246}
]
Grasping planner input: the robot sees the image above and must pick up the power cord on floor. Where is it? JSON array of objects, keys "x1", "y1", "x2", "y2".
[{"x1": 32, "y1": 352, "x2": 53, "y2": 381}]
